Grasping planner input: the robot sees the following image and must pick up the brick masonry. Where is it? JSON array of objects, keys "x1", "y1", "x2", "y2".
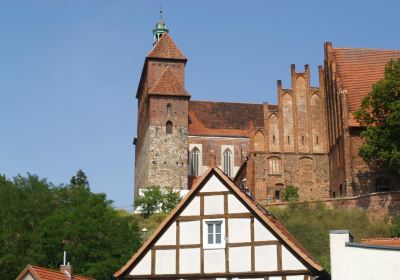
[{"x1": 134, "y1": 33, "x2": 400, "y2": 205}]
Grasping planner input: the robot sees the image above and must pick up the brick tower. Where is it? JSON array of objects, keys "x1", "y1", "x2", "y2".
[{"x1": 134, "y1": 16, "x2": 190, "y2": 199}]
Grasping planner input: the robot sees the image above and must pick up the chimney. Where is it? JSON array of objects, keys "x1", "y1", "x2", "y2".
[
  {"x1": 60, "y1": 251, "x2": 73, "y2": 279},
  {"x1": 60, "y1": 263, "x2": 73, "y2": 279}
]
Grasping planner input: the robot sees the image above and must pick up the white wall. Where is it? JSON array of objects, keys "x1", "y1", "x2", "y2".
[{"x1": 330, "y1": 230, "x2": 400, "y2": 280}]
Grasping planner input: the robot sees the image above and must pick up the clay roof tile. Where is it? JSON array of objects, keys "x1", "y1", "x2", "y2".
[
  {"x1": 148, "y1": 68, "x2": 190, "y2": 97},
  {"x1": 147, "y1": 32, "x2": 186, "y2": 60},
  {"x1": 331, "y1": 47, "x2": 400, "y2": 126}
]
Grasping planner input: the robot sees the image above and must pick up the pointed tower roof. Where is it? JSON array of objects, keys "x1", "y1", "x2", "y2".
[
  {"x1": 148, "y1": 68, "x2": 190, "y2": 97},
  {"x1": 147, "y1": 32, "x2": 187, "y2": 60}
]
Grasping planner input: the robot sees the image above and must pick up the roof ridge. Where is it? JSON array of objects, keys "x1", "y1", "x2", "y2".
[
  {"x1": 190, "y1": 99, "x2": 265, "y2": 106},
  {"x1": 333, "y1": 46, "x2": 400, "y2": 52}
]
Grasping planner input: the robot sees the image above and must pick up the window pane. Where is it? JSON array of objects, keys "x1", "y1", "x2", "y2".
[
  {"x1": 207, "y1": 223, "x2": 213, "y2": 234},
  {"x1": 215, "y1": 223, "x2": 221, "y2": 234},
  {"x1": 216, "y1": 233, "x2": 221, "y2": 244},
  {"x1": 208, "y1": 233, "x2": 213, "y2": 244}
]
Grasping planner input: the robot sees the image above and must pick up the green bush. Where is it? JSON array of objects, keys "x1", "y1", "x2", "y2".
[
  {"x1": 283, "y1": 185, "x2": 299, "y2": 201},
  {"x1": 270, "y1": 203, "x2": 392, "y2": 272}
]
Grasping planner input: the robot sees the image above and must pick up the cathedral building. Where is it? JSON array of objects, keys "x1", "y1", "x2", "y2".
[{"x1": 134, "y1": 17, "x2": 400, "y2": 202}]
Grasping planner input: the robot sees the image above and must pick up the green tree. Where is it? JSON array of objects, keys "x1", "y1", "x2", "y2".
[
  {"x1": 354, "y1": 59, "x2": 400, "y2": 176},
  {"x1": 70, "y1": 169, "x2": 90, "y2": 188},
  {"x1": 283, "y1": 185, "x2": 299, "y2": 202},
  {"x1": 135, "y1": 186, "x2": 182, "y2": 218},
  {"x1": 0, "y1": 172, "x2": 141, "y2": 280}
]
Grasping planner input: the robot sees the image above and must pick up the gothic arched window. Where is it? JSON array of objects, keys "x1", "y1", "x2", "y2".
[
  {"x1": 166, "y1": 121, "x2": 173, "y2": 134},
  {"x1": 166, "y1": 103, "x2": 172, "y2": 117},
  {"x1": 223, "y1": 148, "x2": 232, "y2": 177},
  {"x1": 190, "y1": 147, "x2": 200, "y2": 176}
]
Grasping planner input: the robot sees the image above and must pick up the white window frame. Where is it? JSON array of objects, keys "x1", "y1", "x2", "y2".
[{"x1": 203, "y1": 219, "x2": 225, "y2": 249}]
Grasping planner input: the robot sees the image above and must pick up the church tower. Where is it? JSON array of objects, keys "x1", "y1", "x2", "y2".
[{"x1": 134, "y1": 15, "x2": 190, "y2": 199}]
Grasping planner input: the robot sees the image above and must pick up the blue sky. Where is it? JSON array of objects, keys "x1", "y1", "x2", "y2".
[{"x1": 1, "y1": 0, "x2": 399, "y2": 209}]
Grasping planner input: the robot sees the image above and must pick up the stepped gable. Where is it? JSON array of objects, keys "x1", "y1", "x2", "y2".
[
  {"x1": 331, "y1": 46, "x2": 400, "y2": 126},
  {"x1": 147, "y1": 32, "x2": 187, "y2": 60},
  {"x1": 16, "y1": 265, "x2": 93, "y2": 280},
  {"x1": 188, "y1": 100, "x2": 267, "y2": 137},
  {"x1": 148, "y1": 68, "x2": 190, "y2": 97}
]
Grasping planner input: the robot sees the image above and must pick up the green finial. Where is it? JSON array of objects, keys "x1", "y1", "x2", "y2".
[{"x1": 153, "y1": 9, "x2": 169, "y2": 45}]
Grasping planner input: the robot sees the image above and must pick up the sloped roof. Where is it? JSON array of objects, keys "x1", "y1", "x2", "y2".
[
  {"x1": 16, "y1": 265, "x2": 93, "y2": 280},
  {"x1": 114, "y1": 166, "x2": 326, "y2": 278},
  {"x1": 188, "y1": 101, "x2": 267, "y2": 137},
  {"x1": 147, "y1": 32, "x2": 187, "y2": 60},
  {"x1": 148, "y1": 68, "x2": 190, "y2": 97},
  {"x1": 330, "y1": 46, "x2": 400, "y2": 126},
  {"x1": 361, "y1": 238, "x2": 400, "y2": 247}
]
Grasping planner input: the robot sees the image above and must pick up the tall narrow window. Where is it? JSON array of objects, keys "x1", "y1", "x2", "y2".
[
  {"x1": 273, "y1": 135, "x2": 276, "y2": 145},
  {"x1": 287, "y1": 136, "x2": 290, "y2": 145},
  {"x1": 316, "y1": 136, "x2": 319, "y2": 146},
  {"x1": 223, "y1": 148, "x2": 232, "y2": 177},
  {"x1": 166, "y1": 121, "x2": 172, "y2": 134},
  {"x1": 190, "y1": 147, "x2": 200, "y2": 176},
  {"x1": 302, "y1": 136, "x2": 305, "y2": 145},
  {"x1": 166, "y1": 103, "x2": 172, "y2": 117}
]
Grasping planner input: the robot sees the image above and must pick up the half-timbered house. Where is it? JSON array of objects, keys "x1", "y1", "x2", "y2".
[{"x1": 115, "y1": 167, "x2": 330, "y2": 280}]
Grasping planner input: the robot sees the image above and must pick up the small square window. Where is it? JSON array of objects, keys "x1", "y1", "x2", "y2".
[{"x1": 203, "y1": 219, "x2": 225, "y2": 249}]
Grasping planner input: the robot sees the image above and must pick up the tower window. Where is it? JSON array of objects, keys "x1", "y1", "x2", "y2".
[
  {"x1": 166, "y1": 121, "x2": 173, "y2": 134},
  {"x1": 302, "y1": 136, "x2": 305, "y2": 145},
  {"x1": 223, "y1": 148, "x2": 232, "y2": 177},
  {"x1": 273, "y1": 135, "x2": 276, "y2": 145},
  {"x1": 287, "y1": 136, "x2": 290, "y2": 145},
  {"x1": 316, "y1": 136, "x2": 319, "y2": 145},
  {"x1": 166, "y1": 104, "x2": 172, "y2": 116},
  {"x1": 190, "y1": 147, "x2": 200, "y2": 176}
]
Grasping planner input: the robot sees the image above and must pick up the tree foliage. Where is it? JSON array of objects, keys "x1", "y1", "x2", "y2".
[
  {"x1": 135, "y1": 186, "x2": 182, "y2": 218},
  {"x1": 283, "y1": 185, "x2": 299, "y2": 202},
  {"x1": 0, "y1": 170, "x2": 141, "y2": 280},
  {"x1": 354, "y1": 59, "x2": 400, "y2": 176}
]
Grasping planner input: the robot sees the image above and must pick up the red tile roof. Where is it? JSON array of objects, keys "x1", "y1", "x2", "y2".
[
  {"x1": 147, "y1": 32, "x2": 186, "y2": 60},
  {"x1": 331, "y1": 47, "x2": 400, "y2": 126},
  {"x1": 361, "y1": 238, "x2": 400, "y2": 247},
  {"x1": 148, "y1": 68, "x2": 190, "y2": 97},
  {"x1": 188, "y1": 101, "x2": 267, "y2": 137},
  {"x1": 16, "y1": 265, "x2": 93, "y2": 280}
]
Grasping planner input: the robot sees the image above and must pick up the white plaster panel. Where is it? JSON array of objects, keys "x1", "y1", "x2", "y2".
[
  {"x1": 200, "y1": 175, "x2": 228, "y2": 192},
  {"x1": 270, "y1": 277, "x2": 283, "y2": 280},
  {"x1": 287, "y1": 276, "x2": 306, "y2": 280},
  {"x1": 282, "y1": 246, "x2": 306, "y2": 270},
  {"x1": 254, "y1": 219, "x2": 278, "y2": 241},
  {"x1": 204, "y1": 249, "x2": 225, "y2": 273},
  {"x1": 180, "y1": 196, "x2": 200, "y2": 216},
  {"x1": 255, "y1": 245, "x2": 278, "y2": 271},
  {"x1": 228, "y1": 218, "x2": 251, "y2": 243},
  {"x1": 155, "y1": 222, "x2": 176, "y2": 246},
  {"x1": 229, "y1": 246, "x2": 251, "y2": 272},
  {"x1": 227, "y1": 194, "x2": 249, "y2": 214},
  {"x1": 130, "y1": 251, "x2": 151, "y2": 275},
  {"x1": 22, "y1": 273, "x2": 35, "y2": 280},
  {"x1": 180, "y1": 221, "x2": 200, "y2": 245},
  {"x1": 204, "y1": 195, "x2": 224, "y2": 215},
  {"x1": 155, "y1": 250, "x2": 176, "y2": 274},
  {"x1": 179, "y1": 248, "x2": 200, "y2": 273}
]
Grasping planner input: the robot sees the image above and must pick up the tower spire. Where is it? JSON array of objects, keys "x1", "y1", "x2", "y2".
[{"x1": 153, "y1": 9, "x2": 169, "y2": 45}]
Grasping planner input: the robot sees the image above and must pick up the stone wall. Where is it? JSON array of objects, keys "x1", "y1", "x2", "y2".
[
  {"x1": 248, "y1": 152, "x2": 330, "y2": 202},
  {"x1": 269, "y1": 191, "x2": 400, "y2": 219}
]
